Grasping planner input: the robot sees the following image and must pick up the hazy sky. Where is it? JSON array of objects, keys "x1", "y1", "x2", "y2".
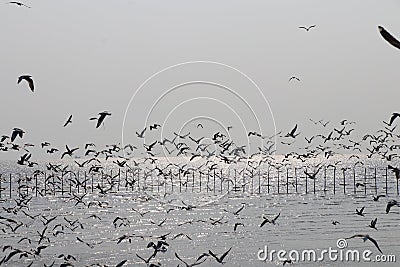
[{"x1": 1, "y1": 0, "x2": 400, "y2": 159}]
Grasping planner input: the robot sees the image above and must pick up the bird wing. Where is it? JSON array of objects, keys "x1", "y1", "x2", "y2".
[
  {"x1": 367, "y1": 236, "x2": 382, "y2": 253},
  {"x1": 274, "y1": 212, "x2": 281, "y2": 221},
  {"x1": 378, "y1": 26, "x2": 400, "y2": 50},
  {"x1": 174, "y1": 253, "x2": 189, "y2": 267},
  {"x1": 26, "y1": 77, "x2": 34, "y2": 91},
  {"x1": 219, "y1": 247, "x2": 232, "y2": 262}
]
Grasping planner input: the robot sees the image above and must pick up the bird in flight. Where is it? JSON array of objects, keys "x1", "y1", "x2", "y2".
[
  {"x1": 384, "y1": 112, "x2": 400, "y2": 126},
  {"x1": 298, "y1": 25, "x2": 316, "y2": 31},
  {"x1": 346, "y1": 234, "x2": 382, "y2": 253},
  {"x1": 285, "y1": 124, "x2": 300, "y2": 138},
  {"x1": 63, "y1": 115, "x2": 73, "y2": 127},
  {"x1": 17, "y1": 75, "x2": 34, "y2": 92},
  {"x1": 289, "y1": 76, "x2": 300, "y2": 82},
  {"x1": 378, "y1": 26, "x2": 400, "y2": 50},
  {"x1": 11, "y1": 128, "x2": 25, "y2": 142},
  {"x1": 8, "y1": 1, "x2": 31, "y2": 8},
  {"x1": 90, "y1": 111, "x2": 111, "y2": 128},
  {"x1": 136, "y1": 127, "x2": 146, "y2": 138}
]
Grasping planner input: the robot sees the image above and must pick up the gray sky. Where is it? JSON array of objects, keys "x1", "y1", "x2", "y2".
[{"x1": 1, "y1": 0, "x2": 400, "y2": 160}]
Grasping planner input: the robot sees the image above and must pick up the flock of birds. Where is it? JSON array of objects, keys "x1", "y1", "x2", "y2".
[{"x1": 3, "y1": 2, "x2": 400, "y2": 266}]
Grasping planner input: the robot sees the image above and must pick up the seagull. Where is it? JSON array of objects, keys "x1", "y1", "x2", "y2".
[
  {"x1": 369, "y1": 218, "x2": 378, "y2": 230},
  {"x1": 285, "y1": 124, "x2": 300, "y2": 138},
  {"x1": 17, "y1": 75, "x2": 34, "y2": 92},
  {"x1": 63, "y1": 115, "x2": 73, "y2": 127},
  {"x1": 91, "y1": 111, "x2": 111, "y2": 128},
  {"x1": 384, "y1": 112, "x2": 400, "y2": 126},
  {"x1": 378, "y1": 26, "x2": 400, "y2": 50},
  {"x1": 8, "y1": 1, "x2": 31, "y2": 8},
  {"x1": 10, "y1": 128, "x2": 25, "y2": 142},
  {"x1": 289, "y1": 76, "x2": 300, "y2": 82},
  {"x1": 260, "y1": 212, "x2": 280, "y2": 227},
  {"x1": 61, "y1": 145, "x2": 79, "y2": 159},
  {"x1": 355, "y1": 207, "x2": 365, "y2": 216},
  {"x1": 386, "y1": 200, "x2": 399, "y2": 214},
  {"x1": 197, "y1": 123, "x2": 203, "y2": 128},
  {"x1": 346, "y1": 234, "x2": 382, "y2": 253},
  {"x1": 149, "y1": 124, "x2": 161, "y2": 130},
  {"x1": 298, "y1": 25, "x2": 316, "y2": 31},
  {"x1": 208, "y1": 247, "x2": 232, "y2": 264},
  {"x1": 136, "y1": 127, "x2": 146, "y2": 138}
]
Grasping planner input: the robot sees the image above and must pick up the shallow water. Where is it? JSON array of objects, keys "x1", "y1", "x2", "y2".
[{"x1": 0, "y1": 157, "x2": 399, "y2": 266}]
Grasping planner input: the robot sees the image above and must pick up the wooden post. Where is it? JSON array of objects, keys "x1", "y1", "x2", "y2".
[
  {"x1": 295, "y1": 168, "x2": 298, "y2": 194},
  {"x1": 179, "y1": 171, "x2": 182, "y2": 193},
  {"x1": 251, "y1": 169, "x2": 254, "y2": 194},
  {"x1": 324, "y1": 167, "x2": 327, "y2": 193},
  {"x1": 258, "y1": 169, "x2": 261, "y2": 194},
  {"x1": 353, "y1": 168, "x2": 356, "y2": 195},
  {"x1": 84, "y1": 171, "x2": 87, "y2": 193},
  {"x1": 207, "y1": 170, "x2": 210, "y2": 193},
  {"x1": 35, "y1": 174, "x2": 38, "y2": 197},
  {"x1": 61, "y1": 173, "x2": 64, "y2": 196},
  {"x1": 214, "y1": 169, "x2": 216, "y2": 194},
  {"x1": 267, "y1": 167, "x2": 270, "y2": 194},
  {"x1": 220, "y1": 169, "x2": 223, "y2": 193},
  {"x1": 242, "y1": 169, "x2": 245, "y2": 193},
  {"x1": 118, "y1": 169, "x2": 121, "y2": 192},
  {"x1": 10, "y1": 174, "x2": 12, "y2": 198},
  {"x1": 343, "y1": 169, "x2": 346, "y2": 195},
  {"x1": 374, "y1": 167, "x2": 377, "y2": 195},
  {"x1": 77, "y1": 171, "x2": 80, "y2": 194},
  {"x1": 91, "y1": 174, "x2": 94, "y2": 193},
  {"x1": 192, "y1": 170, "x2": 195, "y2": 192},
  {"x1": 333, "y1": 168, "x2": 336, "y2": 195},
  {"x1": 385, "y1": 167, "x2": 388, "y2": 196}
]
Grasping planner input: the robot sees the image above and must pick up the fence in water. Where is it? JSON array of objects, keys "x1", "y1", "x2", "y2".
[{"x1": 0, "y1": 166, "x2": 399, "y2": 199}]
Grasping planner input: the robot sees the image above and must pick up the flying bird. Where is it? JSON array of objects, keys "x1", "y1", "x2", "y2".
[
  {"x1": 298, "y1": 25, "x2": 316, "y2": 31},
  {"x1": 17, "y1": 75, "x2": 34, "y2": 92},
  {"x1": 10, "y1": 128, "x2": 25, "y2": 142},
  {"x1": 289, "y1": 76, "x2": 300, "y2": 82},
  {"x1": 346, "y1": 234, "x2": 382, "y2": 253},
  {"x1": 285, "y1": 124, "x2": 300, "y2": 138},
  {"x1": 378, "y1": 26, "x2": 400, "y2": 50},
  {"x1": 8, "y1": 1, "x2": 31, "y2": 8},
  {"x1": 91, "y1": 111, "x2": 111, "y2": 128},
  {"x1": 136, "y1": 127, "x2": 146, "y2": 138},
  {"x1": 63, "y1": 115, "x2": 73, "y2": 127}
]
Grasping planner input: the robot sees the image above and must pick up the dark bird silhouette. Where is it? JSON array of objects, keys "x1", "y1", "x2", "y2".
[
  {"x1": 17, "y1": 75, "x2": 34, "y2": 91},
  {"x1": 8, "y1": 1, "x2": 31, "y2": 8},
  {"x1": 63, "y1": 115, "x2": 73, "y2": 127},
  {"x1": 149, "y1": 124, "x2": 161, "y2": 130},
  {"x1": 285, "y1": 124, "x2": 300, "y2": 138},
  {"x1": 386, "y1": 200, "x2": 399, "y2": 213},
  {"x1": 197, "y1": 123, "x2": 203, "y2": 128},
  {"x1": 208, "y1": 247, "x2": 232, "y2": 264},
  {"x1": 298, "y1": 25, "x2": 316, "y2": 31},
  {"x1": 388, "y1": 165, "x2": 400, "y2": 179},
  {"x1": 175, "y1": 252, "x2": 207, "y2": 267},
  {"x1": 61, "y1": 145, "x2": 79, "y2": 159},
  {"x1": 289, "y1": 76, "x2": 300, "y2": 82},
  {"x1": 346, "y1": 234, "x2": 382, "y2": 253},
  {"x1": 92, "y1": 111, "x2": 111, "y2": 128},
  {"x1": 260, "y1": 213, "x2": 280, "y2": 227},
  {"x1": 234, "y1": 222, "x2": 244, "y2": 232},
  {"x1": 369, "y1": 218, "x2": 378, "y2": 230},
  {"x1": 355, "y1": 207, "x2": 365, "y2": 216},
  {"x1": 11, "y1": 128, "x2": 25, "y2": 142},
  {"x1": 136, "y1": 127, "x2": 146, "y2": 138},
  {"x1": 378, "y1": 26, "x2": 400, "y2": 50}
]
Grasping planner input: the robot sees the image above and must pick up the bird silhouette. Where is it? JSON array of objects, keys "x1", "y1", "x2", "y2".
[
  {"x1": 8, "y1": 1, "x2": 31, "y2": 8},
  {"x1": 346, "y1": 234, "x2": 382, "y2": 253},
  {"x1": 378, "y1": 26, "x2": 400, "y2": 50},
  {"x1": 63, "y1": 115, "x2": 73, "y2": 127},
  {"x1": 298, "y1": 25, "x2": 316, "y2": 31},
  {"x1": 17, "y1": 75, "x2": 34, "y2": 92}
]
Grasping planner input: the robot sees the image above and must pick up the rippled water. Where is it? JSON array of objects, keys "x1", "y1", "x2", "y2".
[{"x1": 0, "y1": 157, "x2": 399, "y2": 266}]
